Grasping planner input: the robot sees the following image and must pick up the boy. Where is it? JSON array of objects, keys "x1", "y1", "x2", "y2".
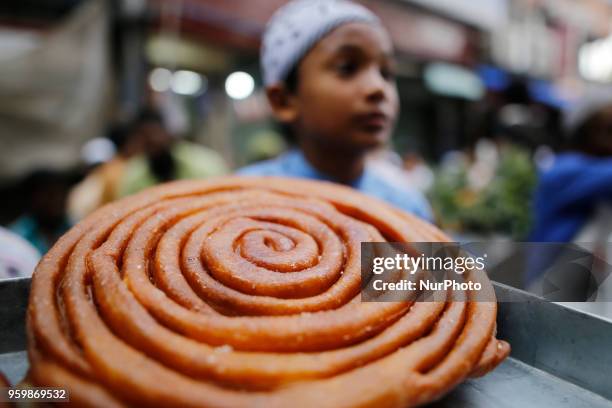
[{"x1": 238, "y1": 0, "x2": 432, "y2": 221}]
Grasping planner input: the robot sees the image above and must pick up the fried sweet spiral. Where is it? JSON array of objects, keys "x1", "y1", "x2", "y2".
[{"x1": 26, "y1": 176, "x2": 509, "y2": 407}]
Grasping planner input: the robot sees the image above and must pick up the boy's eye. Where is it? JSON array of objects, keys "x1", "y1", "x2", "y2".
[{"x1": 335, "y1": 60, "x2": 358, "y2": 76}]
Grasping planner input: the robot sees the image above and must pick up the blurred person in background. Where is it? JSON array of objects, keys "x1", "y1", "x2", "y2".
[
  {"x1": 68, "y1": 124, "x2": 145, "y2": 220},
  {"x1": 118, "y1": 108, "x2": 228, "y2": 197},
  {"x1": 529, "y1": 90, "x2": 612, "y2": 243},
  {"x1": 10, "y1": 169, "x2": 77, "y2": 255},
  {"x1": 528, "y1": 90, "x2": 612, "y2": 314},
  {"x1": 237, "y1": 0, "x2": 432, "y2": 221}
]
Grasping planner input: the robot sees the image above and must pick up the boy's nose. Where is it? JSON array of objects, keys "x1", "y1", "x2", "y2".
[{"x1": 363, "y1": 69, "x2": 388, "y2": 103}]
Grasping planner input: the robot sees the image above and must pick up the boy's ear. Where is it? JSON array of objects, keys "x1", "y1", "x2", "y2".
[{"x1": 266, "y1": 84, "x2": 299, "y2": 123}]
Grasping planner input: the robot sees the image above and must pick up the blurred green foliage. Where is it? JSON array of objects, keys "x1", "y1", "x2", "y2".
[{"x1": 429, "y1": 146, "x2": 537, "y2": 239}]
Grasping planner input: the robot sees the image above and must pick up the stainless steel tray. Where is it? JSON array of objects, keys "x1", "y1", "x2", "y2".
[{"x1": 1, "y1": 278, "x2": 611, "y2": 407}]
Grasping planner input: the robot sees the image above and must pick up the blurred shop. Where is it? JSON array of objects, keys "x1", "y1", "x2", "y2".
[{"x1": 1, "y1": 0, "x2": 612, "y2": 240}]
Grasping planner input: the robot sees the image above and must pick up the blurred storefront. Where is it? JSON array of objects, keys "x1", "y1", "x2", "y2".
[
  {"x1": 2, "y1": 0, "x2": 612, "y2": 237},
  {"x1": 0, "y1": 0, "x2": 110, "y2": 181},
  {"x1": 115, "y1": 0, "x2": 612, "y2": 163}
]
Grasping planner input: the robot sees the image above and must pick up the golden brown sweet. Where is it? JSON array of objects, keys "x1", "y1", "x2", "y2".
[{"x1": 26, "y1": 176, "x2": 509, "y2": 407}]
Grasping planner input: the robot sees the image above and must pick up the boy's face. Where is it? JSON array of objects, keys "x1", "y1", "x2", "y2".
[{"x1": 272, "y1": 22, "x2": 399, "y2": 151}]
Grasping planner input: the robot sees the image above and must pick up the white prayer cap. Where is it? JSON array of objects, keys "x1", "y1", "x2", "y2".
[{"x1": 261, "y1": 0, "x2": 380, "y2": 86}]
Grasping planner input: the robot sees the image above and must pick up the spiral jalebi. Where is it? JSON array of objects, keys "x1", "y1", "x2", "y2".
[{"x1": 25, "y1": 176, "x2": 509, "y2": 407}]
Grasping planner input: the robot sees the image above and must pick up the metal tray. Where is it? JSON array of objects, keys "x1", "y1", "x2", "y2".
[{"x1": 1, "y1": 278, "x2": 611, "y2": 407}]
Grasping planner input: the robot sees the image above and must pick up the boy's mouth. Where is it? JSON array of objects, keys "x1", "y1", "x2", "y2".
[{"x1": 355, "y1": 112, "x2": 390, "y2": 131}]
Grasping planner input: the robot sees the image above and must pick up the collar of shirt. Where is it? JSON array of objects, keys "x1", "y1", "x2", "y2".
[{"x1": 280, "y1": 150, "x2": 367, "y2": 188}]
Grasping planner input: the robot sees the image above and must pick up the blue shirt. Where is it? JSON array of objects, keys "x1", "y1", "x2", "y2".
[
  {"x1": 529, "y1": 152, "x2": 612, "y2": 243},
  {"x1": 237, "y1": 150, "x2": 433, "y2": 221}
]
